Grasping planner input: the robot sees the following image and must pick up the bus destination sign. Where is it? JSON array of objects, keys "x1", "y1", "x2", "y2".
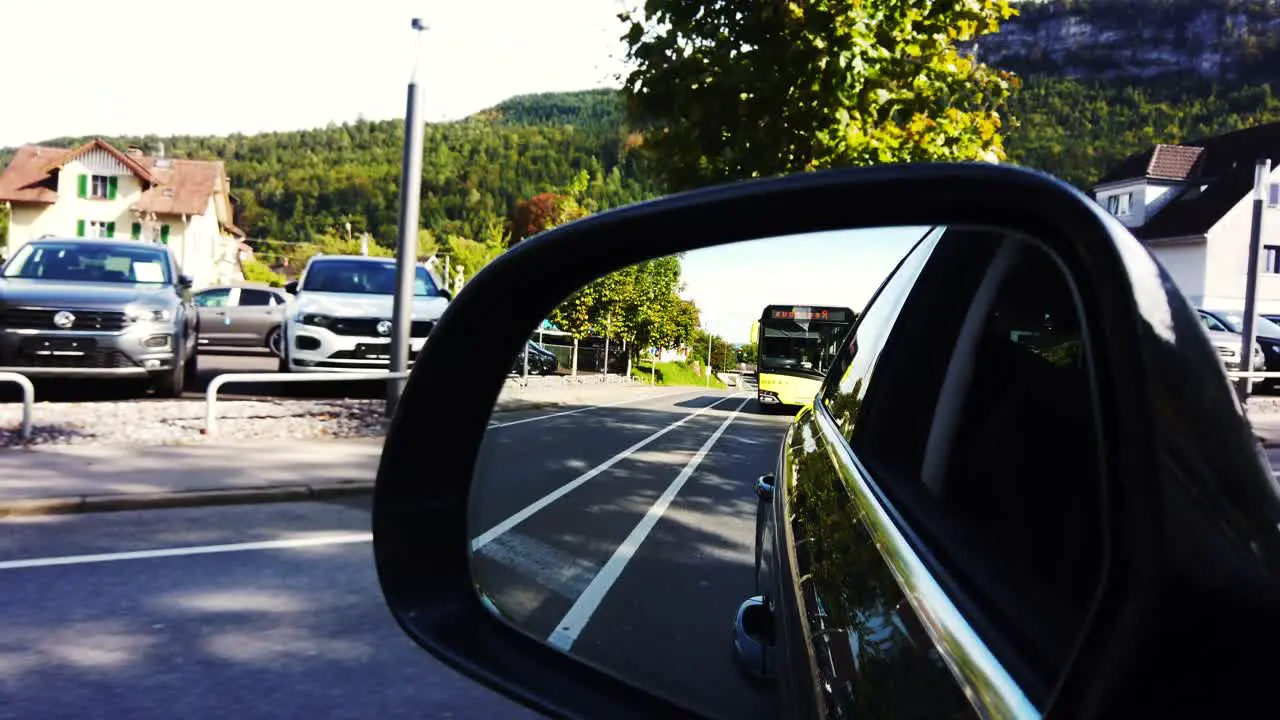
[{"x1": 771, "y1": 308, "x2": 846, "y2": 322}]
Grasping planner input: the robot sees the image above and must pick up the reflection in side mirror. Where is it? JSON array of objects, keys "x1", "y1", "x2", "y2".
[
  {"x1": 285, "y1": 280, "x2": 298, "y2": 295},
  {"x1": 466, "y1": 227, "x2": 937, "y2": 718}
]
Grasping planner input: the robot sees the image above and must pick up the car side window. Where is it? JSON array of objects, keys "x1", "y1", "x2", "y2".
[
  {"x1": 825, "y1": 228, "x2": 1105, "y2": 704},
  {"x1": 239, "y1": 289, "x2": 274, "y2": 307},
  {"x1": 194, "y1": 289, "x2": 231, "y2": 308},
  {"x1": 1199, "y1": 312, "x2": 1228, "y2": 332},
  {"x1": 820, "y1": 226, "x2": 945, "y2": 417}
]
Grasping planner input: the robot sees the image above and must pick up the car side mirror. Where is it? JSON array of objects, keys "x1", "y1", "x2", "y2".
[
  {"x1": 371, "y1": 164, "x2": 1278, "y2": 719},
  {"x1": 285, "y1": 280, "x2": 298, "y2": 295},
  {"x1": 439, "y1": 288, "x2": 453, "y2": 301},
  {"x1": 177, "y1": 274, "x2": 193, "y2": 289}
]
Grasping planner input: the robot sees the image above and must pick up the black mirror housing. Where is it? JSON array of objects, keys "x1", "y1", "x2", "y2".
[
  {"x1": 285, "y1": 280, "x2": 298, "y2": 295},
  {"x1": 371, "y1": 163, "x2": 1278, "y2": 719},
  {"x1": 177, "y1": 274, "x2": 193, "y2": 289}
]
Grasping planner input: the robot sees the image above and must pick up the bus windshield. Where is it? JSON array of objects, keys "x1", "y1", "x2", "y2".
[{"x1": 758, "y1": 306, "x2": 855, "y2": 378}]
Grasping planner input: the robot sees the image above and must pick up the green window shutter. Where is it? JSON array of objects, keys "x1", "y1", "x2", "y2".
[
  {"x1": 131, "y1": 222, "x2": 141, "y2": 240},
  {"x1": 76, "y1": 219, "x2": 85, "y2": 237},
  {"x1": 106, "y1": 222, "x2": 116, "y2": 238},
  {"x1": 160, "y1": 224, "x2": 170, "y2": 244},
  {"x1": 77, "y1": 174, "x2": 87, "y2": 198},
  {"x1": 108, "y1": 176, "x2": 118, "y2": 200}
]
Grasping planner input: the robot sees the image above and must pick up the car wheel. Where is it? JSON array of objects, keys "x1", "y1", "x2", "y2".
[
  {"x1": 266, "y1": 326, "x2": 283, "y2": 358},
  {"x1": 154, "y1": 356, "x2": 186, "y2": 398},
  {"x1": 183, "y1": 342, "x2": 199, "y2": 386}
]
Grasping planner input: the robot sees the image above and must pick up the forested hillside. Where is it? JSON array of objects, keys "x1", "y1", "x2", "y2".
[{"x1": 0, "y1": 91, "x2": 657, "y2": 257}]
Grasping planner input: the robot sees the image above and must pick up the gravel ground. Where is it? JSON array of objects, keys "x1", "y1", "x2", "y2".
[
  {"x1": 0, "y1": 399, "x2": 386, "y2": 448},
  {"x1": 0, "y1": 374, "x2": 652, "y2": 448}
]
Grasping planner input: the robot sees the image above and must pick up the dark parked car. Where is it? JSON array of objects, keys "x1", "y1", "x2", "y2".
[
  {"x1": 511, "y1": 341, "x2": 557, "y2": 375},
  {"x1": 194, "y1": 284, "x2": 289, "y2": 356},
  {"x1": 0, "y1": 237, "x2": 198, "y2": 396}
]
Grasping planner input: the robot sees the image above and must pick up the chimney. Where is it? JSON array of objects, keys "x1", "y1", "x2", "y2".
[{"x1": 126, "y1": 145, "x2": 144, "y2": 158}]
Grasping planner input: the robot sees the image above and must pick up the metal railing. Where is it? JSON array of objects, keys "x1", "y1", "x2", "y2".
[
  {"x1": 0, "y1": 372, "x2": 34, "y2": 442},
  {"x1": 205, "y1": 371, "x2": 409, "y2": 435}
]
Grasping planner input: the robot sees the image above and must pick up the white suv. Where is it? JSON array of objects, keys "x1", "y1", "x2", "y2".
[{"x1": 279, "y1": 255, "x2": 451, "y2": 372}]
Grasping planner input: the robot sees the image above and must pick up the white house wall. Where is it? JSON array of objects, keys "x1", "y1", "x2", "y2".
[
  {"x1": 1203, "y1": 165, "x2": 1280, "y2": 314},
  {"x1": 1149, "y1": 243, "x2": 1208, "y2": 304}
]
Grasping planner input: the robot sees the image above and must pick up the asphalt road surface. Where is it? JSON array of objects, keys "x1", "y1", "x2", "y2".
[
  {"x1": 469, "y1": 383, "x2": 790, "y2": 720},
  {"x1": 0, "y1": 498, "x2": 539, "y2": 719}
]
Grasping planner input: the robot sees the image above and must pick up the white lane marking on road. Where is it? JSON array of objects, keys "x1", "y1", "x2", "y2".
[
  {"x1": 488, "y1": 389, "x2": 703, "y2": 428},
  {"x1": 475, "y1": 530, "x2": 599, "y2": 601},
  {"x1": 0, "y1": 533, "x2": 373, "y2": 572},
  {"x1": 470, "y1": 392, "x2": 749, "y2": 551},
  {"x1": 546, "y1": 395, "x2": 751, "y2": 652}
]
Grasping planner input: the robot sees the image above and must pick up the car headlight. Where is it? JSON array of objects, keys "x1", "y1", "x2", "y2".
[
  {"x1": 297, "y1": 313, "x2": 332, "y2": 328},
  {"x1": 127, "y1": 307, "x2": 172, "y2": 323}
]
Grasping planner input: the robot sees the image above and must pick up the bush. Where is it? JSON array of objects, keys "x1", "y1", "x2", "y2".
[{"x1": 241, "y1": 257, "x2": 285, "y2": 287}]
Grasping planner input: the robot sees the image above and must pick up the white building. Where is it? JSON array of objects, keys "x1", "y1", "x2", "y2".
[
  {"x1": 1091, "y1": 124, "x2": 1280, "y2": 313},
  {"x1": 0, "y1": 138, "x2": 245, "y2": 287}
]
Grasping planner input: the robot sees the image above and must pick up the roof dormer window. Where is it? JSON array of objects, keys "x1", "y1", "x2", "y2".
[{"x1": 1106, "y1": 192, "x2": 1132, "y2": 217}]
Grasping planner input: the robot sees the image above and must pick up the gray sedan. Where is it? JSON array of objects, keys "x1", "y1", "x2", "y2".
[{"x1": 193, "y1": 284, "x2": 289, "y2": 356}]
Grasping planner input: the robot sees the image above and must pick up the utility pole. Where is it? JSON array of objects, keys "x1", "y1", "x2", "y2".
[
  {"x1": 705, "y1": 325, "x2": 712, "y2": 388},
  {"x1": 387, "y1": 18, "x2": 428, "y2": 418},
  {"x1": 1239, "y1": 158, "x2": 1271, "y2": 402}
]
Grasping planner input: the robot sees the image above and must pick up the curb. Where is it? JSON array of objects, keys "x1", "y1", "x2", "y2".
[{"x1": 0, "y1": 480, "x2": 375, "y2": 518}]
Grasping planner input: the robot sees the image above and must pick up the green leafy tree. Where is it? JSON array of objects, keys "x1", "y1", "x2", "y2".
[{"x1": 621, "y1": 0, "x2": 1020, "y2": 189}]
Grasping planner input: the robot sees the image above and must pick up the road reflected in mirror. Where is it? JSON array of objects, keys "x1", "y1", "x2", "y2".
[{"x1": 466, "y1": 226, "x2": 927, "y2": 719}]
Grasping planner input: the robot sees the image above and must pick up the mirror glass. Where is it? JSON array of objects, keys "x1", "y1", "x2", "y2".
[{"x1": 466, "y1": 223, "x2": 1101, "y2": 718}]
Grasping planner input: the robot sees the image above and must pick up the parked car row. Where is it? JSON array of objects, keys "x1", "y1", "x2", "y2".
[
  {"x1": 1197, "y1": 308, "x2": 1280, "y2": 393},
  {"x1": 0, "y1": 237, "x2": 462, "y2": 397}
]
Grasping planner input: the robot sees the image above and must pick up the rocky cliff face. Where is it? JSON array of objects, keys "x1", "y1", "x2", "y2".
[{"x1": 973, "y1": 0, "x2": 1280, "y2": 81}]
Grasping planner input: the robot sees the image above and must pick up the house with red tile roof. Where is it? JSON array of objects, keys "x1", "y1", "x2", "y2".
[
  {"x1": 1091, "y1": 123, "x2": 1280, "y2": 313},
  {"x1": 0, "y1": 138, "x2": 246, "y2": 288}
]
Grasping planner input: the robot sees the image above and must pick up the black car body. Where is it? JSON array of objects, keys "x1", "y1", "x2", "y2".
[
  {"x1": 511, "y1": 341, "x2": 557, "y2": 375},
  {"x1": 737, "y1": 224, "x2": 1280, "y2": 717},
  {"x1": 0, "y1": 238, "x2": 198, "y2": 396}
]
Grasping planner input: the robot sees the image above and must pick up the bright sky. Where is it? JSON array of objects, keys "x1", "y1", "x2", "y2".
[
  {"x1": 680, "y1": 227, "x2": 929, "y2": 344},
  {"x1": 0, "y1": 1, "x2": 630, "y2": 147}
]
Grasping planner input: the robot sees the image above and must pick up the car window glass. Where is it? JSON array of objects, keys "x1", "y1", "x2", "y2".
[
  {"x1": 195, "y1": 289, "x2": 232, "y2": 308},
  {"x1": 1200, "y1": 313, "x2": 1228, "y2": 332},
  {"x1": 239, "y1": 289, "x2": 273, "y2": 307},
  {"x1": 821, "y1": 226, "x2": 944, "y2": 426},
  {"x1": 829, "y1": 229, "x2": 1104, "y2": 703}
]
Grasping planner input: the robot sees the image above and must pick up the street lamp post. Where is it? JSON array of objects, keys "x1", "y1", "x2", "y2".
[
  {"x1": 387, "y1": 18, "x2": 429, "y2": 418},
  {"x1": 1239, "y1": 157, "x2": 1272, "y2": 402}
]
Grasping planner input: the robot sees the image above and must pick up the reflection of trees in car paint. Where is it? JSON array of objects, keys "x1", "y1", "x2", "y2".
[{"x1": 783, "y1": 402, "x2": 971, "y2": 718}]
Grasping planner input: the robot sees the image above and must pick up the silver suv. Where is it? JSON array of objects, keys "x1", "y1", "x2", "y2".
[{"x1": 0, "y1": 237, "x2": 198, "y2": 396}]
